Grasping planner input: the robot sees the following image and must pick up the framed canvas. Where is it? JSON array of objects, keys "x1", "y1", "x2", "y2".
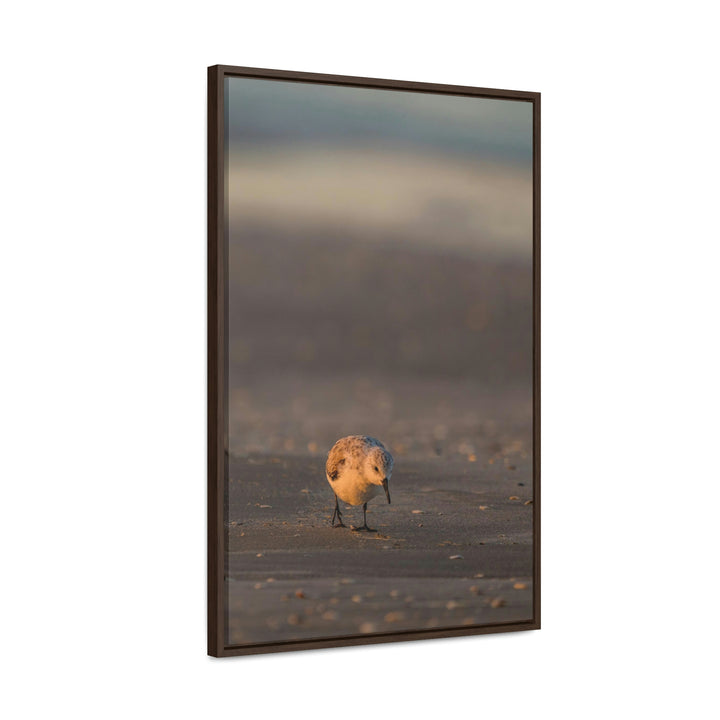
[{"x1": 208, "y1": 64, "x2": 540, "y2": 657}]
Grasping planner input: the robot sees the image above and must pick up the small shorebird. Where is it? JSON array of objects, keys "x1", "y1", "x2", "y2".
[{"x1": 326, "y1": 435, "x2": 393, "y2": 532}]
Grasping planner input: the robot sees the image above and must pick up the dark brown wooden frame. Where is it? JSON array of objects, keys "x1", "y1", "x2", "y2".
[{"x1": 208, "y1": 64, "x2": 540, "y2": 657}]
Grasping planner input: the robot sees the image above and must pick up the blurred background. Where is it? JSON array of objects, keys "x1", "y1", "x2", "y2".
[{"x1": 226, "y1": 77, "x2": 534, "y2": 462}]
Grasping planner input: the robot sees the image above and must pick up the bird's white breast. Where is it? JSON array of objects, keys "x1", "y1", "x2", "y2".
[{"x1": 328, "y1": 469, "x2": 381, "y2": 506}]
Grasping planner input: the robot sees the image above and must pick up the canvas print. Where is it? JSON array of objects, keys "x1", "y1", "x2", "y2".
[{"x1": 210, "y1": 67, "x2": 539, "y2": 654}]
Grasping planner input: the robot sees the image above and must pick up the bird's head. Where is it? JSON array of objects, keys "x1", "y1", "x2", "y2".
[{"x1": 365, "y1": 445, "x2": 393, "y2": 504}]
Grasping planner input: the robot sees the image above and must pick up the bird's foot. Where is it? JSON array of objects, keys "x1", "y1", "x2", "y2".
[
  {"x1": 332, "y1": 520, "x2": 347, "y2": 528},
  {"x1": 351, "y1": 524, "x2": 376, "y2": 533}
]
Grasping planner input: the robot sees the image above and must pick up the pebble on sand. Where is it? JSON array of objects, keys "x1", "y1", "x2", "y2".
[
  {"x1": 384, "y1": 612, "x2": 405, "y2": 622},
  {"x1": 359, "y1": 622, "x2": 377, "y2": 634},
  {"x1": 490, "y1": 597, "x2": 506, "y2": 608},
  {"x1": 513, "y1": 582, "x2": 528, "y2": 590}
]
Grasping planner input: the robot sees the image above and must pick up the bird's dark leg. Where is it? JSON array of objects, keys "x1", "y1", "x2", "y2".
[
  {"x1": 352, "y1": 503, "x2": 376, "y2": 532},
  {"x1": 331, "y1": 494, "x2": 346, "y2": 528}
]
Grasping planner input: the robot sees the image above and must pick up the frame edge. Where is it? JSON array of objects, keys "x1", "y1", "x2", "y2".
[
  {"x1": 213, "y1": 63, "x2": 539, "y2": 101},
  {"x1": 532, "y1": 93, "x2": 541, "y2": 630},
  {"x1": 207, "y1": 65, "x2": 541, "y2": 655},
  {"x1": 207, "y1": 65, "x2": 225, "y2": 657}
]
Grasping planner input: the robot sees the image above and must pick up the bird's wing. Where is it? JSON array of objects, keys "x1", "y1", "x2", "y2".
[{"x1": 326, "y1": 449, "x2": 346, "y2": 481}]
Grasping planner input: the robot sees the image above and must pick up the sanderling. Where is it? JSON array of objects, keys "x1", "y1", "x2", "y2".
[{"x1": 326, "y1": 435, "x2": 393, "y2": 532}]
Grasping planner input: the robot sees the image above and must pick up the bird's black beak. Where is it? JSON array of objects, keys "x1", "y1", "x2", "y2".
[{"x1": 382, "y1": 478, "x2": 391, "y2": 504}]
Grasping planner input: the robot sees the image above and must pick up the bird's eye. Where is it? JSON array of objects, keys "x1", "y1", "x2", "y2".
[{"x1": 374, "y1": 466, "x2": 379, "y2": 473}]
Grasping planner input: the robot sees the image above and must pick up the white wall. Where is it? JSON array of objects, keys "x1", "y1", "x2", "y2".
[{"x1": 2, "y1": 2, "x2": 718, "y2": 718}]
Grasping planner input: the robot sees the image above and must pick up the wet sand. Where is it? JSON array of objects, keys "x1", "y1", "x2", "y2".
[{"x1": 226, "y1": 451, "x2": 534, "y2": 646}]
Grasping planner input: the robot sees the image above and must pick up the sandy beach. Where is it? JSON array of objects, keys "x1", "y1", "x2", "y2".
[
  {"x1": 226, "y1": 447, "x2": 533, "y2": 646},
  {"x1": 224, "y1": 221, "x2": 535, "y2": 647}
]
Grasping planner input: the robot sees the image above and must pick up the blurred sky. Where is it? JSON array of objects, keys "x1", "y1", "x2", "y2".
[
  {"x1": 225, "y1": 77, "x2": 533, "y2": 260},
  {"x1": 226, "y1": 77, "x2": 532, "y2": 163}
]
